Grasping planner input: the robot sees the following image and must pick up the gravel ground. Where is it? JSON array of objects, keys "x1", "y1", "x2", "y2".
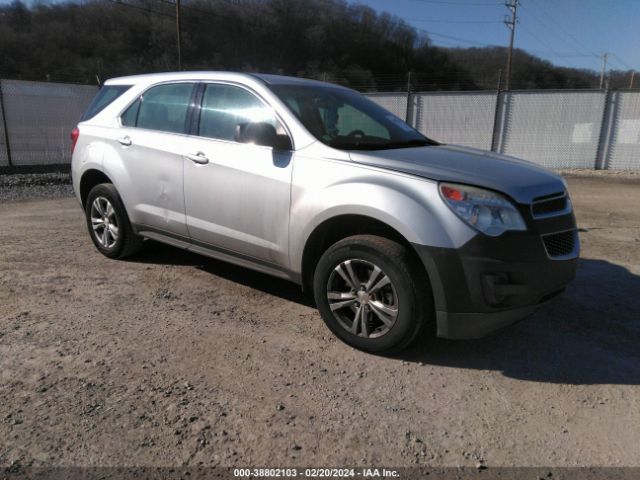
[
  {"x1": 0, "y1": 173, "x2": 74, "y2": 202},
  {"x1": 0, "y1": 175, "x2": 639, "y2": 471},
  {"x1": 559, "y1": 168, "x2": 640, "y2": 178}
]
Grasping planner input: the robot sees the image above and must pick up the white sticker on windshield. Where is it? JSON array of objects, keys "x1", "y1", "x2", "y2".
[{"x1": 386, "y1": 114, "x2": 414, "y2": 132}]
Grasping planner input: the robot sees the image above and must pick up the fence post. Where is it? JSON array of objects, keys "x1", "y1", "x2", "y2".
[
  {"x1": 490, "y1": 70, "x2": 503, "y2": 152},
  {"x1": 490, "y1": 91, "x2": 500, "y2": 152},
  {"x1": 491, "y1": 91, "x2": 509, "y2": 153},
  {"x1": 0, "y1": 79, "x2": 12, "y2": 167},
  {"x1": 595, "y1": 89, "x2": 617, "y2": 170},
  {"x1": 412, "y1": 93, "x2": 423, "y2": 131},
  {"x1": 405, "y1": 71, "x2": 412, "y2": 125}
]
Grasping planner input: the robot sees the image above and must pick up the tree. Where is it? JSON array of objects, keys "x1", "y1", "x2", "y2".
[{"x1": 0, "y1": 0, "x2": 603, "y2": 91}]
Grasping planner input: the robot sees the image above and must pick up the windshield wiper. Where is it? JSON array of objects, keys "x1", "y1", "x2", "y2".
[
  {"x1": 329, "y1": 138, "x2": 438, "y2": 151},
  {"x1": 346, "y1": 138, "x2": 436, "y2": 150},
  {"x1": 382, "y1": 139, "x2": 437, "y2": 149}
]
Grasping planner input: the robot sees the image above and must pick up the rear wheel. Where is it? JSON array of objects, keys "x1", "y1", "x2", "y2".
[
  {"x1": 85, "y1": 183, "x2": 143, "y2": 259},
  {"x1": 313, "y1": 235, "x2": 433, "y2": 353}
]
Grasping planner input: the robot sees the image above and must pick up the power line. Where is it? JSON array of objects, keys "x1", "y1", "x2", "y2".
[
  {"x1": 411, "y1": 0, "x2": 502, "y2": 5},
  {"x1": 105, "y1": 0, "x2": 174, "y2": 19},
  {"x1": 412, "y1": 0, "x2": 636, "y2": 76},
  {"x1": 540, "y1": 0, "x2": 637, "y2": 71},
  {"x1": 518, "y1": 23, "x2": 566, "y2": 61},
  {"x1": 609, "y1": 53, "x2": 635, "y2": 71},
  {"x1": 519, "y1": 2, "x2": 600, "y2": 68},
  {"x1": 520, "y1": 3, "x2": 637, "y2": 72},
  {"x1": 528, "y1": 0, "x2": 601, "y2": 59},
  {"x1": 416, "y1": 27, "x2": 500, "y2": 47},
  {"x1": 413, "y1": 19, "x2": 501, "y2": 24},
  {"x1": 429, "y1": 38, "x2": 480, "y2": 48},
  {"x1": 156, "y1": 0, "x2": 272, "y2": 32}
]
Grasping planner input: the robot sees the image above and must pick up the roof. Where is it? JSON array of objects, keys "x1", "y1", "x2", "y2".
[
  {"x1": 104, "y1": 71, "x2": 348, "y2": 90},
  {"x1": 104, "y1": 71, "x2": 248, "y2": 86},
  {"x1": 251, "y1": 73, "x2": 345, "y2": 89}
]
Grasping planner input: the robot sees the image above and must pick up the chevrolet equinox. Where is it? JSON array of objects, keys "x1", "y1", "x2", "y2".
[{"x1": 71, "y1": 72, "x2": 579, "y2": 353}]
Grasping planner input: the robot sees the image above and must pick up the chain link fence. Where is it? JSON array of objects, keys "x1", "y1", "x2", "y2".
[
  {"x1": 369, "y1": 89, "x2": 640, "y2": 170},
  {"x1": 0, "y1": 79, "x2": 639, "y2": 170}
]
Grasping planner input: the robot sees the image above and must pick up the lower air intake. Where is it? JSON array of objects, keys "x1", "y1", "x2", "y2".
[{"x1": 542, "y1": 230, "x2": 577, "y2": 258}]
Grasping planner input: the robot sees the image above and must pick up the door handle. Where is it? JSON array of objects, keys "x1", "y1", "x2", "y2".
[
  {"x1": 186, "y1": 151, "x2": 209, "y2": 164},
  {"x1": 117, "y1": 136, "x2": 132, "y2": 146}
]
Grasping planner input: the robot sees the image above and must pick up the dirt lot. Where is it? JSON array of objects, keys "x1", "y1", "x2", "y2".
[{"x1": 1, "y1": 175, "x2": 639, "y2": 470}]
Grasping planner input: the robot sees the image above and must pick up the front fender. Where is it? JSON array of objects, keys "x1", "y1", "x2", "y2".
[{"x1": 289, "y1": 163, "x2": 476, "y2": 275}]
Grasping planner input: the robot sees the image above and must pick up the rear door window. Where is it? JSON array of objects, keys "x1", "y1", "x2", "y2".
[
  {"x1": 122, "y1": 83, "x2": 195, "y2": 134},
  {"x1": 81, "y1": 85, "x2": 131, "y2": 121}
]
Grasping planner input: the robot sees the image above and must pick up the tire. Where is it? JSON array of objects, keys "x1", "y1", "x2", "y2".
[
  {"x1": 313, "y1": 235, "x2": 433, "y2": 354},
  {"x1": 85, "y1": 183, "x2": 143, "y2": 259}
]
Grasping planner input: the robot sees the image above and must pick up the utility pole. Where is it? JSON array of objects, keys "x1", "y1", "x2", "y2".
[
  {"x1": 629, "y1": 70, "x2": 635, "y2": 89},
  {"x1": 504, "y1": 0, "x2": 519, "y2": 91},
  {"x1": 599, "y1": 53, "x2": 608, "y2": 89},
  {"x1": 175, "y1": 0, "x2": 182, "y2": 70}
]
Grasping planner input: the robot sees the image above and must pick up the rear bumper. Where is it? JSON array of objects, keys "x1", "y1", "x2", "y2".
[{"x1": 412, "y1": 213, "x2": 579, "y2": 339}]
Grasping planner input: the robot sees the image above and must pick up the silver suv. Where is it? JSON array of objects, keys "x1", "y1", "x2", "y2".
[{"x1": 71, "y1": 72, "x2": 578, "y2": 353}]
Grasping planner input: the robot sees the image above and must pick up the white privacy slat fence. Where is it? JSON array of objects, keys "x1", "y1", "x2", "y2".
[
  {"x1": 0, "y1": 79, "x2": 98, "y2": 167},
  {"x1": 0, "y1": 79, "x2": 639, "y2": 170},
  {"x1": 368, "y1": 89, "x2": 640, "y2": 170}
]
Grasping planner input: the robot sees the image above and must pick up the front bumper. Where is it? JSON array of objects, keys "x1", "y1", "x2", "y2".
[
  {"x1": 412, "y1": 210, "x2": 579, "y2": 339},
  {"x1": 435, "y1": 304, "x2": 541, "y2": 339}
]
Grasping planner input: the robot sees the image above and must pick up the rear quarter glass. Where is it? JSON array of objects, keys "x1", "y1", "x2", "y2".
[{"x1": 80, "y1": 85, "x2": 132, "y2": 121}]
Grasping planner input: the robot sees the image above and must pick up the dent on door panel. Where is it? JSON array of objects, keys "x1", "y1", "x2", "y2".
[{"x1": 117, "y1": 131, "x2": 189, "y2": 237}]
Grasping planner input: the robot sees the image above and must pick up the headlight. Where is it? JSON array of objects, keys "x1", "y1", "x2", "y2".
[{"x1": 439, "y1": 182, "x2": 526, "y2": 237}]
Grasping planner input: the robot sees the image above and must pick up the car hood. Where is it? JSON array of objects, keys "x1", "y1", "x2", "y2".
[{"x1": 349, "y1": 144, "x2": 565, "y2": 204}]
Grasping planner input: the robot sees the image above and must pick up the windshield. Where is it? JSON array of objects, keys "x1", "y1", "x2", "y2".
[{"x1": 268, "y1": 84, "x2": 437, "y2": 151}]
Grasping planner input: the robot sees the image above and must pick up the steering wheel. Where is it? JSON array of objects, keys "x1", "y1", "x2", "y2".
[{"x1": 346, "y1": 129, "x2": 366, "y2": 139}]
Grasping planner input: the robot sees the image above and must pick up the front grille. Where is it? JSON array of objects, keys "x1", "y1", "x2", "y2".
[
  {"x1": 542, "y1": 230, "x2": 577, "y2": 258},
  {"x1": 531, "y1": 192, "x2": 569, "y2": 218}
]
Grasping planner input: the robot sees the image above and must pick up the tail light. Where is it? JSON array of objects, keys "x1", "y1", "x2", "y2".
[{"x1": 70, "y1": 127, "x2": 80, "y2": 153}]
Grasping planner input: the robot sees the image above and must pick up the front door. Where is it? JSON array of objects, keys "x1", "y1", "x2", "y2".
[{"x1": 183, "y1": 83, "x2": 293, "y2": 268}]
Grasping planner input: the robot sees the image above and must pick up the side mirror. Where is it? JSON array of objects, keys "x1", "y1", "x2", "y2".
[{"x1": 234, "y1": 122, "x2": 292, "y2": 151}]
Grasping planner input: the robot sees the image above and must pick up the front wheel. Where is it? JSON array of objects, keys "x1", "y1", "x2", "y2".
[
  {"x1": 313, "y1": 235, "x2": 433, "y2": 353},
  {"x1": 85, "y1": 183, "x2": 143, "y2": 259}
]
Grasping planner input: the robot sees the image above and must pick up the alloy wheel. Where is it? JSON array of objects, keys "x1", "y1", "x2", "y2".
[
  {"x1": 326, "y1": 259, "x2": 399, "y2": 338},
  {"x1": 90, "y1": 196, "x2": 119, "y2": 249}
]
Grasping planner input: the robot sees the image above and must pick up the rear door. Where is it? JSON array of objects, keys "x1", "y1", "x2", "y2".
[
  {"x1": 116, "y1": 82, "x2": 196, "y2": 237},
  {"x1": 183, "y1": 82, "x2": 293, "y2": 267}
]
